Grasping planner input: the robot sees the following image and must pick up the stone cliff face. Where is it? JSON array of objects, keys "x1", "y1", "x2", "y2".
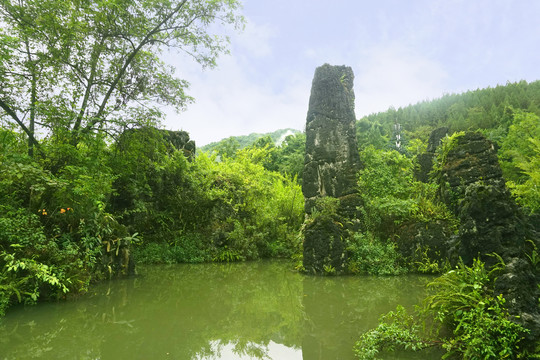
[
  {"x1": 302, "y1": 64, "x2": 361, "y2": 274},
  {"x1": 111, "y1": 127, "x2": 196, "y2": 277},
  {"x1": 439, "y1": 132, "x2": 523, "y2": 264},
  {"x1": 438, "y1": 132, "x2": 539, "y2": 339}
]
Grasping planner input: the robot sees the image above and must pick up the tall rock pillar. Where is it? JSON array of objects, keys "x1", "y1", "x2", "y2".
[{"x1": 302, "y1": 64, "x2": 361, "y2": 274}]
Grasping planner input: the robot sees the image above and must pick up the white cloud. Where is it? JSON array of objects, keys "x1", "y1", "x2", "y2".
[
  {"x1": 160, "y1": 0, "x2": 540, "y2": 146},
  {"x1": 162, "y1": 18, "x2": 310, "y2": 146},
  {"x1": 354, "y1": 43, "x2": 448, "y2": 117},
  {"x1": 164, "y1": 41, "x2": 449, "y2": 146},
  {"x1": 166, "y1": 56, "x2": 310, "y2": 146},
  {"x1": 233, "y1": 19, "x2": 276, "y2": 59}
]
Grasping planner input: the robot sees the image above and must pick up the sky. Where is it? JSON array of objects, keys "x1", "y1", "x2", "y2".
[{"x1": 162, "y1": 0, "x2": 540, "y2": 146}]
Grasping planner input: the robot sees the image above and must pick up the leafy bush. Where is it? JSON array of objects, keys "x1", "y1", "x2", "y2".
[
  {"x1": 191, "y1": 148, "x2": 304, "y2": 261},
  {"x1": 110, "y1": 131, "x2": 304, "y2": 264},
  {"x1": 358, "y1": 147, "x2": 416, "y2": 235},
  {"x1": 0, "y1": 207, "x2": 76, "y2": 316},
  {"x1": 347, "y1": 232, "x2": 407, "y2": 276},
  {"x1": 354, "y1": 305, "x2": 429, "y2": 360},
  {"x1": 499, "y1": 110, "x2": 540, "y2": 213},
  {"x1": 0, "y1": 135, "x2": 136, "y2": 315},
  {"x1": 412, "y1": 246, "x2": 450, "y2": 274},
  {"x1": 354, "y1": 258, "x2": 531, "y2": 359},
  {"x1": 133, "y1": 235, "x2": 209, "y2": 265},
  {"x1": 425, "y1": 259, "x2": 528, "y2": 359}
]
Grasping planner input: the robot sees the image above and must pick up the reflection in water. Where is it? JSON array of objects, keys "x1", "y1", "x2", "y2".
[
  {"x1": 0, "y1": 261, "x2": 441, "y2": 359},
  {"x1": 301, "y1": 275, "x2": 433, "y2": 360}
]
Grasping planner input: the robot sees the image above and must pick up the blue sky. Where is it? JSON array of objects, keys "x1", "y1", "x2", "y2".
[{"x1": 164, "y1": 0, "x2": 540, "y2": 146}]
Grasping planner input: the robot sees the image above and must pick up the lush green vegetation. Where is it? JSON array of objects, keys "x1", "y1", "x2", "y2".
[
  {"x1": 0, "y1": 1, "x2": 538, "y2": 357},
  {"x1": 351, "y1": 81, "x2": 540, "y2": 358},
  {"x1": 0, "y1": 128, "x2": 304, "y2": 316},
  {"x1": 201, "y1": 131, "x2": 306, "y2": 184},
  {"x1": 199, "y1": 128, "x2": 300, "y2": 153},
  {"x1": 358, "y1": 80, "x2": 540, "y2": 214},
  {"x1": 355, "y1": 259, "x2": 531, "y2": 360},
  {"x1": 359, "y1": 80, "x2": 540, "y2": 147},
  {"x1": 0, "y1": 0, "x2": 302, "y2": 316}
]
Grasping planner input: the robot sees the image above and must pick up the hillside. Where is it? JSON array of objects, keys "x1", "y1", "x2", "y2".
[
  {"x1": 357, "y1": 79, "x2": 540, "y2": 148},
  {"x1": 199, "y1": 128, "x2": 301, "y2": 153}
]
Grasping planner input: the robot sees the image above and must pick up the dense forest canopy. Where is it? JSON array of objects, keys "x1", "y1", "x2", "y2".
[
  {"x1": 206, "y1": 80, "x2": 540, "y2": 214},
  {"x1": 355, "y1": 80, "x2": 540, "y2": 215},
  {"x1": 358, "y1": 80, "x2": 540, "y2": 148}
]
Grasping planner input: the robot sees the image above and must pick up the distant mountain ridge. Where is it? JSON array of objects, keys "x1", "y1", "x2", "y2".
[{"x1": 200, "y1": 128, "x2": 301, "y2": 153}]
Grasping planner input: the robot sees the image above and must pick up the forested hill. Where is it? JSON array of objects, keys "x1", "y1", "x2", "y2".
[
  {"x1": 358, "y1": 79, "x2": 540, "y2": 146},
  {"x1": 200, "y1": 128, "x2": 301, "y2": 153}
]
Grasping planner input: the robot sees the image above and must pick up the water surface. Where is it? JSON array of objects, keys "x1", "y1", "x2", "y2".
[{"x1": 0, "y1": 260, "x2": 443, "y2": 359}]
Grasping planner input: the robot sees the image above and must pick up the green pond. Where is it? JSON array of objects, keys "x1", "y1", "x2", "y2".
[{"x1": 0, "y1": 260, "x2": 444, "y2": 359}]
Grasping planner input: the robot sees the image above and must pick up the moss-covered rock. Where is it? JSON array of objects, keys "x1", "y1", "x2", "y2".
[
  {"x1": 437, "y1": 131, "x2": 540, "y2": 340},
  {"x1": 302, "y1": 64, "x2": 361, "y2": 216},
  {"x1": 414, "y1": 127, "x2": 449, "y2": 183},
  {"x1": 303, "y1": 215, "x2": 347, "y2": 275},
  {"x1": 301, "y1": 64, "x2": 361, "y2": 274}
]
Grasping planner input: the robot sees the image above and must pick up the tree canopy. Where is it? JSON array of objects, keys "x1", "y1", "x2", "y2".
[{"x1": 0, "y1": 0, "x2": 244, "y2": 154}]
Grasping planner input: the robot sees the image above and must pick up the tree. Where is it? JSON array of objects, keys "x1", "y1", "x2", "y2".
[
  {"x1": 274, "y1": 133, "x2": 305, "y2": 182},
  {"x1": 215, "y1": 136, "x2": 240, "y2": 159},
  {"x1": 499, "y1": 110, "x2": 540, "y2": 213},
  {"x1": 0, "y1": 0, "x2": 244, "y2": 154}
]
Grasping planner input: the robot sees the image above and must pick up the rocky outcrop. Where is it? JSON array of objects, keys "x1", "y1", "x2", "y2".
[
  {"x1": 303, "y1": 215, "x2": 347, "y2": 274},
  {"x1": 118, "y1": 127, "x2": 196, "y2": 160},
  {"x1": 161, "y1": 129, "x2": 196, "y2": 160},
  {"x1": 395, "y1": 219, "x2": 455, "y2": 262},
  {"x1": 302, "y1": 64, "x2": 361, "y2": 216},
  {"x1": 302, "y1": 64, "x2": 361, "y2": 274},
  {"x1": 415, "y1": 127, "x2": 448, "y2": 182},
  {"x1": 438, "y1": 131, "x2": 540, "y2": 339}
]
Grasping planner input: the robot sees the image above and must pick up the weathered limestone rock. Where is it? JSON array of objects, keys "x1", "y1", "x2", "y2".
[
  {"x1": 395, "y1": 219, "x2": 455, "y2": 262},
  {"x1": 303, "y1": 64, "x2": 361, "y2": 215},
  {"x1": 415, "y1": 127, "x2": 448, "y2": 182},
  {"x1": 118, "y1": 127, "x2": 196, "y2": 160},
  {"x1": 161, "y1": 129, "x2": 196, "y2": 160},
  {"x1": 438, "y1": 132, "x2": 540, "y2": 339},
  {"x1": 302, "y1": 64, "x2": 361, "y2": 274},
  {"x1": 440, "y1": 132, "x2": 502, "y2": 203}
]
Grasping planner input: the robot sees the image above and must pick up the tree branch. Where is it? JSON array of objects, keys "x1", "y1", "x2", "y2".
[
  {"x1": 80, "y1": 0, "x2": 189, "y2": 138},
  {"x1": 0, "y1": 98, "x2": 43, "y2": 155}
]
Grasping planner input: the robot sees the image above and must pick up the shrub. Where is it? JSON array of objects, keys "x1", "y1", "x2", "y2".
[
  {"x1": 354, "y1": 258, "x2": 531, "y2": 359},
  {"x1": 354, "y1": 305, "x2": 429, "y2": 360},
  {"x1": 0, "y1": 207, "x2": 76, "y2": 316},
  {"x1": 347, "y1": 232, "x2": 407, "y2": 276}
]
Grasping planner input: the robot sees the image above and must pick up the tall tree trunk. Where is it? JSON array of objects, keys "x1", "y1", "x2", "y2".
[{"x1": 25, "y1": 40, "x2": 37, "y2": 157}]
